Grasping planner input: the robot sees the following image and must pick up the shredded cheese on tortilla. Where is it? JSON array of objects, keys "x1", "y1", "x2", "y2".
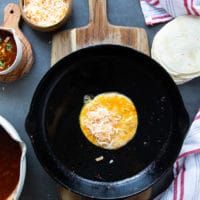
[
  {"x1": 23, "y1": 0, "x2": 68, "y2": 27},
  {"x1": 83, "y1": 106, "x2": 120, "y2": 147},
  {"x1": 79, "y1": 93, "x2": 138, "y2": 150}
]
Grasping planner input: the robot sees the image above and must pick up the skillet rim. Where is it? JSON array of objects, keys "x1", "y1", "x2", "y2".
[{"x1": 25, "y1": 44, "x2": 189, "y2": 199}]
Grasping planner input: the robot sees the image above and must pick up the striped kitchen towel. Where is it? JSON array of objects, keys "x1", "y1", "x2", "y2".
[
  {"x1": 154, "y1": 109, "x2": 200, "y2": 200},
  {"x1": 140, "y1": 0, "x2": 200, "y2": 25}
]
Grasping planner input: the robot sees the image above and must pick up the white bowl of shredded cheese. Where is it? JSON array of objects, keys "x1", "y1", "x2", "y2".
[{"x1": 20, "y1": 0, "x2": 72, "y2": 32}]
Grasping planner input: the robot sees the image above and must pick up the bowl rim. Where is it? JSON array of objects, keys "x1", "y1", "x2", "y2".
[
  {"x1": 0, "y1": 115, "x2": 27, "y2": 200},
  {"x1": 19, "y1": 0, "x2": 72, "y2": 32}
]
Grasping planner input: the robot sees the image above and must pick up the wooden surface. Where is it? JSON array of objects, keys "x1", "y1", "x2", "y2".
[
  {"x1": 0, "y1": 3, "x2": 33, "y2": 82},
  {"x1": 51, "y1": 0, "x2": 149, "y2": 66},
  {"x1": 59, "y1": 186, "x2": 152, "y2": 200},
  {"x1": 59, "y1": 187, "x2": 91, "y2": 200},
  {"x1": 51, "y1": 0, "x2": 150, "y2": 199}
]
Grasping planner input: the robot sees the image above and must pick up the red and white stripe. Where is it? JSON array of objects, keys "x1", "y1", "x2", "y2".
[
  {"x1": 140, "y1": 0, "x2": 200, "y2": 25},
  {"x1": 154, "y1": 109, "x2": 200, "y2": 200}
]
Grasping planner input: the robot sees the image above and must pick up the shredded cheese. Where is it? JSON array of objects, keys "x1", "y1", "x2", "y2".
[
  {"x1": 95, "y1": 156, "x2": 104, "y2": 162},
  {"x1": 83, "y1": 106, "x2": 120, "y2": 147},
  {"x1": 23, "y1": 0, "x2": 68, "y2": 27},
  {"x1": 79, "y1": 93, "x2": 138, "y2": 150}
]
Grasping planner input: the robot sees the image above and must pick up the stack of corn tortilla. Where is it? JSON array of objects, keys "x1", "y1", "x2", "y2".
[{"x1": 151, "y1": 15, "x2": 200, "y2": 84}]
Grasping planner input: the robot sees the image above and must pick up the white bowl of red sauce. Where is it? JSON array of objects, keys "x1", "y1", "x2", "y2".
[
  {"x1": 0, "y1": 115, "x2": 26, "y2": 200},
  {"x1": 0, "y1": 27, "x2": 22, "y2": 75}
]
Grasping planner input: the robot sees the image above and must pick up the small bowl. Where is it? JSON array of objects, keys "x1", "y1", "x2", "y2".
[
  {"x1": 0, "y1": 27, "x2": 23, "y2": 75},
  {"x1": 0, "y1": 115, "x2": 26, "y2": 200},
  {"x1": 19, "y1": 0, "x2": 72, "y2": 32}
]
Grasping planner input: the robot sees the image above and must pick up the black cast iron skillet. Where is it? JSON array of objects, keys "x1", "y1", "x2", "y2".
[{"x1": 26, "y1": 45, "x2": 189, "y2": 199}]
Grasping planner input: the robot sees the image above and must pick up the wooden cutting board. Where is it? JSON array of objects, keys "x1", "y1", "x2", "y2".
[
  {"x1": 51, "y1": 0, "x2": 149, "y2": 66},
  {"x1": 0, "y1": 3, "x2": 34, "y2": 82},
  {"x1": 51, "y1": 0, "x2": 150, "y2": 199}
]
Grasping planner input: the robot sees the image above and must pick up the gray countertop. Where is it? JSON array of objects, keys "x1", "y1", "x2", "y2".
[{"x1": 0, "y1": 0, "x2": 200, "y2": 200}]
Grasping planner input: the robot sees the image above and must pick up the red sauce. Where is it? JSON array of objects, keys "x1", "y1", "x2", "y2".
[
  {"x1": 0, "y1": 30, "x2": 17, "y2": 72},
  {"x1": 0, "y1": 126, "x2": 21, "y2": 200}
]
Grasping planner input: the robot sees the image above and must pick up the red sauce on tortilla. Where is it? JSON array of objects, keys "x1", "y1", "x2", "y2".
[{"x1": 0, "y1": 126, "x2": 21, "y2": 200}]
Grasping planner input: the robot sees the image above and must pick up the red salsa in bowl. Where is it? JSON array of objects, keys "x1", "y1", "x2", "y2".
[
  {"x1": 0, "y1": 126, "x2": 21, "y2": 200},
  {"x1": 0, "y1": 115, "x2": 26, "y2": 200},
  {"x1": 0, "y1": 30, "x2": 17, "y2": 72},
  {"x1": 0, "y1": 28, "x2": 22, "y2": 75}
]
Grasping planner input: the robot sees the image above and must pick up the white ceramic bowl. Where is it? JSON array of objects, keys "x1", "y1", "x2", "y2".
[
  {"x1": 0, "y1": 115, "x2": 26, "y2": 200},
  {"x1": 0, "y1": 27, "x2": 23, "y2": 75}
]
